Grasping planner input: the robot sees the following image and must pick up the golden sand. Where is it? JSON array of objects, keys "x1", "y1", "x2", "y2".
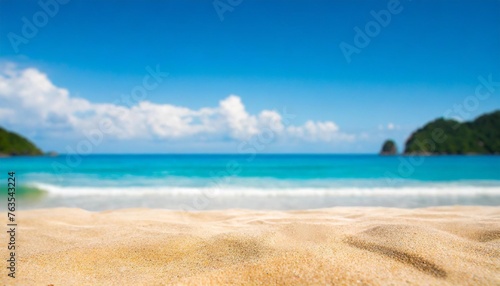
[{"x1": 2, "y1": 206, "x2": 499, "y2": 285}]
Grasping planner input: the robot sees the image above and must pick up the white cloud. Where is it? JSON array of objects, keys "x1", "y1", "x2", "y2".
[
  {"x1": 378, "y1": 122, "x2": 399, "y2": 131},
  {"x1": 0, "y1": 65, "x2": 354, "y2": 143},
  {"x1": 219, "y1": 95, "x2": 259, "y2": 139},
  {"x1": 287, "y1": 120, "x2": 354, "y2": 142}
]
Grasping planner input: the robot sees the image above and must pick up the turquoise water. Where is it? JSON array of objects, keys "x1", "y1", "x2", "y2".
[{"x1": 1, "y1": 155, "x2": 499, "y2": 210}]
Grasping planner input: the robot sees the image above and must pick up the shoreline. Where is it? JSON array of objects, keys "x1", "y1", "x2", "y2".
[{"x1": 2, "y1": 206, "x2": 499, "y2": 285}]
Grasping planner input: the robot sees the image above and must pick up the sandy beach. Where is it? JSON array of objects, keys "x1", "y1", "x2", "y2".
[{"x1": 2, "y1": 206, "x2": 499, "y2": 285}]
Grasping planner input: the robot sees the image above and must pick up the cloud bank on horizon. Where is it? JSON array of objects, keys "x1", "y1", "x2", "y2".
[{"x1": 0, "y1": 64, "x2": 355, "y2": 146}]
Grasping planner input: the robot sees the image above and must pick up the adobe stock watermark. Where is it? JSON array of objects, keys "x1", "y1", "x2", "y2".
[
  {"x1": 7, "y1": 0, "x2": 70, "y2": 54},
  {"x1": 384, "y1": 73, "x2": 499, "y2": 185},
  {"x1": 339, "y1": 0, "x2": 409, "y2": 63},
  {"x1": 51, "y1": 65, "x2": 169, "y2": 179},
  {"x1": 180, "y1": 108, "x2": 296, "y2": 212},
  {"x1": 213, "y1": 0, "x2": 243, "y2": 21},
  {"x1": 443, "y1": 74, "x2": 499, "y2": 122}
]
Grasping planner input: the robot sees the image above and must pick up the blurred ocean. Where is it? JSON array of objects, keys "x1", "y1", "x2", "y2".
[{"x1": 1, "y1": 154, "x2": 499, "y2": 210}]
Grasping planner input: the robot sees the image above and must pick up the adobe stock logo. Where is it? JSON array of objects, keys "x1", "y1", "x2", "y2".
[
  {"x1": 339, "y1": 0, "x2": 409, "y2": 63},
  {"x1": 7, "y1": 0, "x2": 70, "y2": 53},
  {"x1": 213, "y1": 0, "x2": 243, "y2": 21}
]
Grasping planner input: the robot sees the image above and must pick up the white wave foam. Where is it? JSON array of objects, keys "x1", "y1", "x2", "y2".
[{"x1": 31, "y1": 183, "x2": 500, "y2": 197}]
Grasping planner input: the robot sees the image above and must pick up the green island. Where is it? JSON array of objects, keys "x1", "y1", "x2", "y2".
[
  {"x1": 380, "y1": 110, "x2": 500, "y2": 155},
  {"x1": 0, "y1": 127, "x2": 43, "y2": 156},
  {"x1": 404, "y1": 110, "x2": 500, "y2": 155},
  {"x1": 380, "y1": 139, "x2": 398, "y2": 155}
]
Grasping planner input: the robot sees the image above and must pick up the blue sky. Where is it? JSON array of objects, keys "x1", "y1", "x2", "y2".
[{"x1": 0, "y1": 0, "x2": 499, "y2": 153}]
